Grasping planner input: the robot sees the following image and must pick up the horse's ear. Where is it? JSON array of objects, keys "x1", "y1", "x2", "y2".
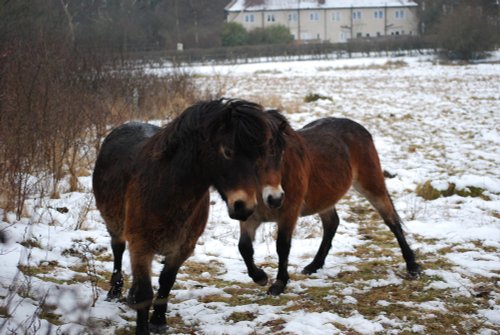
[
  {"x1": 267, "y1": 109, "x2": 290, "y2": 133},
  {"x1": 278, "y1": 116, "x2": 289, "y2": 133}
]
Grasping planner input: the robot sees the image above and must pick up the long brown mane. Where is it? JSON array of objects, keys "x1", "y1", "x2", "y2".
[{"x1": 149, "y1": 99, "x2": 271, "y2": 161}]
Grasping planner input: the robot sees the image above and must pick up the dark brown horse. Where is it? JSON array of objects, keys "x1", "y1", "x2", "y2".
[
  {"x1": 238, "y1": 112, "x2": 421, "y2": 295},
  {"x1": 92, "y1": 99, "x2": 286, "y2": 334}
]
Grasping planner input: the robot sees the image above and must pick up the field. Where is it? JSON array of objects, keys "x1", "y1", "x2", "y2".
[{"x1": 1, "y1": 54, "x2": 499, "y2": 334}]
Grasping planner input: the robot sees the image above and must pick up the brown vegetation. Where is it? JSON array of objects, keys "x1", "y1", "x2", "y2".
[{"x1": 0, "y1": 38, "x2": 201, "y2": 219}]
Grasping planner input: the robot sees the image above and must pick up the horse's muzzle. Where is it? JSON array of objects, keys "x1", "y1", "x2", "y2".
[
  {"x1": 225, "y1": 189, "x2": 257, "y2": 221},
  {"x1": 229, "y1": 200, "x2": 255, "y2": 221},
  {"x1": 263, "y1": 185, "x2": 284, "y2": 209}
]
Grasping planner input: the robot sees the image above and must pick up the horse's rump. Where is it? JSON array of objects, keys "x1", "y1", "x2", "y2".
[{"x1": 93, "y1": 122, "x2": 160, "y2": 236}]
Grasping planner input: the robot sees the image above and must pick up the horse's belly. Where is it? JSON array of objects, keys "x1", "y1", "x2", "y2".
[{"x1": 154, "y1": 194, "x2": 210, "y2": 261}]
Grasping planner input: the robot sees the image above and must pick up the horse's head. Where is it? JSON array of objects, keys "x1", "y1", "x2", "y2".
[
  {"x1": 201, "y1": 99, "x2": 286, "y2": 221},
  {"x1": 258, "y1": 109, "x2": 289, "y2": 209}
]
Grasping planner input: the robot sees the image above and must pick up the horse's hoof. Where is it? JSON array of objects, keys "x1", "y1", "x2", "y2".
[
  {"x1": 301, "y1": 265, "x2": 319, "y2": 275},
  {"x1": 256, "y1": 277, "x2": 268, "y2": 286},
  {"x1": 149, "y1": 322, "x2": 167, "y2": 334},
  {"x1": 408, "y1": 263, "x2": 422, "y2": 279},
  {"x1": 105, "y1": 288, "x2": 122, "y2": 301},
  {"x1": 267, "y1": 281, "x2": 286, "y2": 296},
  {"x1": 252, "y1": 269, "x2": 268, "y2": 286}
]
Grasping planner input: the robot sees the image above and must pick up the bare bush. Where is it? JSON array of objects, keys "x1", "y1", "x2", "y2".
[
  {"x1": 435, "y1": 4, "x2": 497, "y2": 60},
  {"x1": 0, "y1": 37, "x2": 200, "y2": 219}
]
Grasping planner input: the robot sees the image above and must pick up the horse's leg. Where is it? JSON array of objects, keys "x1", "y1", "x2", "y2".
[
  {"x1": 379, "y1": 198, "x2": 421, "y2": 278},
  {"x1": 239, "y1": 219, "x2": 268, "y2": 286},
  {"x1": 149, "y1": 262, "x2": 180, "y2": 333},
  {"x1": 355, "y1": 182, "x2": 421, "y2": 278},
  {"x1": 127, "y1": 250, "x2": 154, "y2": 335},
  {"x1": 267, "y1": 215, "x2": 298, "y2": 296},
  {"x1": 106, "y1": 235, "x2": 126, "y2": 301},
  {"x1": 302, "y1": 208, "x2": 340, "y2": 275}
]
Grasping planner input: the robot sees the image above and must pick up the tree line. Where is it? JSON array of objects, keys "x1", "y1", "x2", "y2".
[
  {"x1": 0, "y1": 0, "x2": 229, "y2": 52},
  {"x1": 1, "y1": 0, "x2": 498, "y2": 56}
]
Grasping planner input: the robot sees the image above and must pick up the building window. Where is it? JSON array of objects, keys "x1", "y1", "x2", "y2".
[
  {"x1": 374, "y1": 10, "x2": 384, "y2": 19},
  {"x1": 357, "y1": 32, "x2": 362, "y2": 38},
  {"x1": 310, "y1": 12, "x2": 319, "y2": 21},
  {"x1": 267, "y1": 14, "x2": 275, "y2": 22},
  {"x1": 352, "y1": 11, "x2": 362, "y2": 20},
  {"x1": 395, "y1": 10, "x2": 405, "y2": 19},
  {"x1": 244, "y1": 14, "x2": 255, "y2": 23},
  {"x1": 331, "y1": 11, "x2": 341, "y2": 21},
  {"x1": 288, "y1": 12, "x2": 298, "y2": 21}
]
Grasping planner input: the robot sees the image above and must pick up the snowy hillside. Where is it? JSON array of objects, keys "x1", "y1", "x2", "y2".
[{"x1": 1, "y1": 53, "x2": 499, "y2": 334}]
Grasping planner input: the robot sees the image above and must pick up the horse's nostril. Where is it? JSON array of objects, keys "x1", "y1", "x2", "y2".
[
  {"x1": 230, "y1": 200, "x2": 254, "y2": 221},
  {"x1": 267, "y1": 194, "x2": 284, "y2": 209},
  {"x1": 234, "y1": 200, "x2": 245, "y2": 212}
]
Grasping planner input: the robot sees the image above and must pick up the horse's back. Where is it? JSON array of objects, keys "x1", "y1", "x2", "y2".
[
  {"x1": 93, "y1": 122, "x2": 160, "y2": 235},
  {"x1": 300, "y1": 117, "x2": 372, "y2": 143},
  {"x1": 298, "y1": 117, "x2": 384, "y2": 214},
  {"x1": 299, "y1": 117, "x2": 375, "y2": 165}
]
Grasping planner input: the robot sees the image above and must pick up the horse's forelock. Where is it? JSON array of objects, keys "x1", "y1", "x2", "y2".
[
  {"x1": 266, "y1": 109, "x2": 290, "y2": 156},
  {"x1": 228, "y1": 101, "x2": 270, "y2": 156}
]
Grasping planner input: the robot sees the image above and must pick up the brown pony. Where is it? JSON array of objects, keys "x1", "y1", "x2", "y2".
[
  {"x1": 238, "y1": 112, "x2": 421, "y2": 295},
  {"x1": 92, "y1": 99, "x2": 286, "y2": 335}
]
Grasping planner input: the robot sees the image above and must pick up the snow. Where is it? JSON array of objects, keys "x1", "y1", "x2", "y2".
[
  {"x1": 2, "y1": 51, "x2": 500, "y2": 334},
  {"x1": 226, "y1": 0, "x2": 418, "y2": 12}
]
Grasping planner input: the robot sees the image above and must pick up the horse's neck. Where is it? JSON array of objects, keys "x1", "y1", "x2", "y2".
[
  {"x1": 138, "y1": 159, "x2": 209, "y2": 215},
  {"x1": 286, "y1": 131, "x2": 309, "y2": 160},
  {"x1": 167, "y1": 144, "x2": 212, "y2": 190}
]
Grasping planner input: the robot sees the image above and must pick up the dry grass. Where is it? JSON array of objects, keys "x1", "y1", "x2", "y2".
[{"x1": 416, "y1": 180, "x2": 490, "y2": 201}]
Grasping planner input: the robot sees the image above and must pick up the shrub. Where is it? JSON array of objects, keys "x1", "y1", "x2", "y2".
[
  {"x1": 221, "y1": 22, "x2": 248, "y2": 46},
  {"x1": 247, "y1": 25, "x2": 293, "y2": 45},
  {"x1": 435, "y1": 5, "x2": 496, "y2": 60}
]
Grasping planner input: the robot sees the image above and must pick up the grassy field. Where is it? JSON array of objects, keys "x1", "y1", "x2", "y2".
[{"x1": 1, "y1": 55, "x2": 499, "y2": 334}]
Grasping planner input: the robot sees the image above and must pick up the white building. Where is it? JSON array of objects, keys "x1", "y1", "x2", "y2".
[{"x1": 225, "y1": 0, "x2": 419, "y2": 43}]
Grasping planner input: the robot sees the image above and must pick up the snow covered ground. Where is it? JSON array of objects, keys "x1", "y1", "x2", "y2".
[{"x1": 1, "y1": 53, "x2": 499, "y2": 334}]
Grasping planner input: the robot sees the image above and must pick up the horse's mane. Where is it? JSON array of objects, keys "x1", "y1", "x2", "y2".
[
  {"x1": 151, "y1": 99, "x2": 270, "y2": 159},
  {"x1": 266, "y1": 108, "x2": 305, "y2": 159},
  {"x1": 266, "y1": 109, "x2": 289, "y2": 155}
]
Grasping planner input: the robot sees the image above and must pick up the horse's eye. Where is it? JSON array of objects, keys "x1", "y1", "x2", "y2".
[{"x1": 221, "y1": 146, "x2": 234, "y2": 160}]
